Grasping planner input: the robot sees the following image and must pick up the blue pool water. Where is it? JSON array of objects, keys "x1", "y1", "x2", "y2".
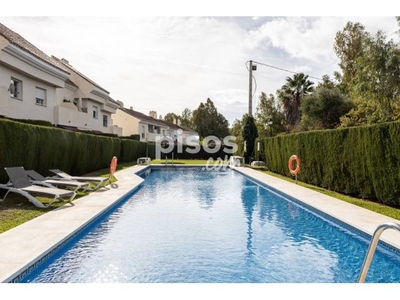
[{"x1": 21, "y1": 168, "x2": 400, "y2": 283}]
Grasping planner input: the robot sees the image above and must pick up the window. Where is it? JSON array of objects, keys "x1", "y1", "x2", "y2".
[
  {"x1": 9, "y1": 78, "x2": 22, "y2": 99},
  {"x1": 141, "y1": 125, "x2": 146, "y2": 139},
  {"x1": 35, "y1": 87, "x2": 46, "y2": 106},
  {"x1": 92, "y1": 106, "x2": 98, "y2": 119},
  {"x1": 103, "y1": 115, "x2": 108, "y2": 127}
]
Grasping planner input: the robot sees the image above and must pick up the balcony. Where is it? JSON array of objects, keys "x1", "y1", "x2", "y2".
[{"x1": 54, "y1": 102, "x2": 120, "y2": 135}]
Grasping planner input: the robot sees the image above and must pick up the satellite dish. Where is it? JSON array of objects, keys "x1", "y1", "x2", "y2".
[{"x1": 8, "y1": 83, "x2": 15, "y2": 95}]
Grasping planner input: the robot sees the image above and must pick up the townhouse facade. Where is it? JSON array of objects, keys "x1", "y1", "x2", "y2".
[
  {"x1": 0, "y1": 23, "x2": 121, "y2": 135},
  {"x1": 112, "y1": 104, "x2": 199, "y2": 144},
  {"x1": 0, "y1": 22, "x2": 198, "y2": 140}
]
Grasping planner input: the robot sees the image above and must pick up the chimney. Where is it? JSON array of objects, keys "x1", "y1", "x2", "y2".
[
  {"x1": 130, "y1": 106, "x2": 133, "y2": 110},
  {"x1": 149, "y1": 111, "x2": 157, "y2": 118}
]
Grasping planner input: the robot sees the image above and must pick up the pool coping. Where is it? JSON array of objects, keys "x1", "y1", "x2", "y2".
[
  {"x1": 0, "y1": 165, "x2": 149, "y2": 283},
  {"x1": 0, "y1": 164, "x2": 399, "y2": 283},
  {"x1": 231, "y1": 166, "x2": 400, "y2": 252}
]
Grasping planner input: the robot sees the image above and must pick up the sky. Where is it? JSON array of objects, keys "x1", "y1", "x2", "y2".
[{"x1": 0, "y1": 2, "x2": 399, "y2": 127}]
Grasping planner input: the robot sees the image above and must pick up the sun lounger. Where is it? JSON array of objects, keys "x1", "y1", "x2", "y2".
[
  {"x1": 26, "y1": 170, "x2": 90, "y2": 192},
  {"x1": 0, "y1": 167, "x2": 76, "y2": 208},
  {"x1": 48, "y1": 169, "x2": 110, "y2": 191}
]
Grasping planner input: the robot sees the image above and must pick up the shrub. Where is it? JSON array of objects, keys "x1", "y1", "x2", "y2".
[
  {"x1": 0, "y1": 118, "x2": 150, "y2": 183},
  {"x1": 262, "y1": 121, "x2": 400, "y2": 207}
]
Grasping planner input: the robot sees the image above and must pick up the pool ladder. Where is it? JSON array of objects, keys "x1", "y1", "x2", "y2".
[
  {"x1": 357, "y1": 222, "x2": 400, "y2": 283},
  {"x1": 165, "y1": 154, "x2": 174, "y2": 166}
]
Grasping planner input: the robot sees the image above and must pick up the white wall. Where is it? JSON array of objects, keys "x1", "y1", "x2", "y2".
[
  {"x1": 0, "y1": 64, "x2": 56, "y2": 123},
  {"x1": 111, "y1": 109, "x2": 141, "y2": 137}
]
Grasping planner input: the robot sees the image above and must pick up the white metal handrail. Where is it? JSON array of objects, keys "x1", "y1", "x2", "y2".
[{"x1": 357, "y1": 222, "x2": 400, "y2": 283}]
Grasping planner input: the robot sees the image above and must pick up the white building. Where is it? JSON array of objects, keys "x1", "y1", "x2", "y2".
[
  {"x1": 0, "y1": 23, "x2": 121, "y2": 135},
  {"x1": 52, "y1": 57, "x2": 121, "y2": 135},
  {"x1": 112, "y1": 105, "x2": 199, "y2": 144},
  {"x1": 112, "y1": 106, "x2": 169, "y2": 142},
  {"x1": 0, "y1": 23, "x2": 69, "y2": 124}
]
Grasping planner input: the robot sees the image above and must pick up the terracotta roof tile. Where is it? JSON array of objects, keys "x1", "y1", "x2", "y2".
[
  {"x1": 120, "y1": 107, "x2": 168, "y2": 127},
  {"x1": 0, "y1": 23, "x2": 68, "y2": 73},
  {"x1": 53, "y1": 56, "x2": 109, "y2": 94}
]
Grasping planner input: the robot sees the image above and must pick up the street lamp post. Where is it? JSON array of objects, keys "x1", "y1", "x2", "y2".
[{"x1": 248, "y1": 60, "x2": 257, "y2": 116}]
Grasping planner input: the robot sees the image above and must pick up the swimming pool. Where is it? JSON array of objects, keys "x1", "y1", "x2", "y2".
[{"x1": 20, "y1": 167, "x2": 400, "y2": 283}]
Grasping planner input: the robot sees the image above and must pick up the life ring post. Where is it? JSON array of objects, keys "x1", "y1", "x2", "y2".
[{"x1": 288, "y1": 155, "x2": 300, "y2": 183}]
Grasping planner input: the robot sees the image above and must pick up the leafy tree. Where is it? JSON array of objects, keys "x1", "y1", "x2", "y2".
[
  {"x1": 301, "y1": 86, "x2": 353, "y2": 130},
  {"x1": 230, "y1": 118, "x2": 243, "y2": 138},
  {"x1": 318, "y1": 75, "x2": 337, "y2": 89},
  {"x1": 338, "y1": 29, "x2": 400, "y2": 126},
  {"x1": 277, "y1": 73, "x2": 314, "y2": 131},
  {"x1": 255, "y1": 92, "x2": 285, "y2": 138},
  {"x1": 180, "y1": 108, "x2": 193, "y2": 127},
  {"x1": 333, "y1": 22, "x2": 369, "y2": 93},
  {"x1": 164, "y1": 112, "x2": 180, "y2": 124},
  {"x1": 351, "y1": 31, "x2": 400, "y2": 122},
  {"x1": 230, "y1": 117, "x2": 244, "y2": 156},
  {"x1": 192, "y1": 98, "x2": 230, "y2": 139},
  {"x1": 242, "y1": 114, "x2": 258, "y2": 163}
]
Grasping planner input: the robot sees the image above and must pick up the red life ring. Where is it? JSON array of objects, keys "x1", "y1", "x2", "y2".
[
  {"x1": 110, "y1": 156, "x2": 118, "y2": 177},
  {"x1": 288, "y1": 155, "x2": 300, "y2": 176}
]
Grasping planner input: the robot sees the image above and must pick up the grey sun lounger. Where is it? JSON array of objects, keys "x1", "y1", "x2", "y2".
[
  {"x1": 48, "y1": 169, "x2": 110, "y2": 191},
  {"x1": 26, "y1": 170, "x2": 90, "y2": 192},
  {"x1": 0, "y1": 167, "x2": 76, "y2": 208}
]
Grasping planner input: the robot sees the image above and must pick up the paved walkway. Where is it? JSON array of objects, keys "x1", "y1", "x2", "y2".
[
  {"x1": 232, "y1": 167, "x2": 400, "y2": 250},
  {"x1": 0, "y1": 165, "x2": 399, "y2": 282},
  {"x1": 0, "y1": 165, "x2": 149, "y2": 283}
]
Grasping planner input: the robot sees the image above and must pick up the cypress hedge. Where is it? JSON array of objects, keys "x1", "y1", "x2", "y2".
[
  {"x1": 0, "y1": 119, "x2": 153, "y2": 183},
  {"x1": 261, "y1": 121, "x2": 400, "y2": 207}
]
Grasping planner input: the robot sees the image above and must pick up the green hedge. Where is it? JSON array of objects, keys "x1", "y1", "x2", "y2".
[
  {"x1": 262, "y1": 121, "x2": 400, "y2": 207},
  {"x1": 0, "y1": 119, "x2": 154, "y2": 183}
]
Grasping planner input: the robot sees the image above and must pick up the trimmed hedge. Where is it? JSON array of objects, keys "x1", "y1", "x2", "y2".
[
  {"x1": 262, "y1": 121, "x2": 400, "y2": 207},
  {"x1": 0, "y1": 118, "x2": 153, "y2": 183}
]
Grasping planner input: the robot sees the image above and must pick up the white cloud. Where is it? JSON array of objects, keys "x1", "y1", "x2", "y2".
[
  {"x1": 0, "y1": 16, "x2": 398, "y2": 126},
  {"x1": 247, "y1": 16, "x2": 399, "y2": 63}
]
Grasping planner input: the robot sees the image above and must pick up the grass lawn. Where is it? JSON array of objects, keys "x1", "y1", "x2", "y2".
[
  {"x1": 0, "y1": 161, "x2": 136, "y2": 234},
  {"x1": 251, "y1": 167, "x2": 400, "y2": 221}
]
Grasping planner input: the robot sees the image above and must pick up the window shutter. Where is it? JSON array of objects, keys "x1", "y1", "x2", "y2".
[{"x1": 36, "y1": 88, "x2": 45, "y2": 99}]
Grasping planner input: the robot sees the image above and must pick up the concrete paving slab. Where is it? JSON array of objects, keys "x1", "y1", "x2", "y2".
[
  {"x1": 232, "y1": 166, "x2": 400, "y2": 250},
  {"x1": 0, "y1": 165, "x2": 148, "y2": 282},
  {"x1": 0, "y1": 164, "x2": 399, "y2": 283}
]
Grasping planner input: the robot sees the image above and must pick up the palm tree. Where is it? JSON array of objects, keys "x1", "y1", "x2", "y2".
[{"x1": 278, "y1": 73, "x2": 314, "y2": 129}]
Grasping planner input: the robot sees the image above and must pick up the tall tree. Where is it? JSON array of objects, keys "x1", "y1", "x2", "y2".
[
  {"x1": 277, "y1": 73, "x2": 314, "y2": 131},
  {"x1": 339, "y1": 29, "x2": 400, "y2": 126},
  {"x1": 230, "y1": 118, "x2": 244, "y2": 156},
  {"x1": 351, "y1": 31, "x2": 400, "y2": 121},
  {"x1": 180, "y1": 108, "x2": 193, "y2": 127},
  {"x1": 192, "y1": 98, "x2": 230, "y2": 139},
  {"x1": 242, "y1": 114, "x2": 258, "y2": 164},
  {"x1": 301, "y1": 86, "x2": 353, "y2": 130},
  {"x1": 255, "y1": 92, "x2": 285, "y2": 138},
  {"x1": 333, "y1": 22, "x2": 369, "y2": 94},
  {"x1": 164, "y1": 112, "x2": 180, "y2": 124}
]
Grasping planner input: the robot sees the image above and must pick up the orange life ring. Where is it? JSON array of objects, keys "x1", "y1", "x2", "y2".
[
  {"x1": 109, "y1": 156, "x2": 118, "y2": 177},
  {"x1": 288, "y1": 155, "x2": 300, "y2": 176}
]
